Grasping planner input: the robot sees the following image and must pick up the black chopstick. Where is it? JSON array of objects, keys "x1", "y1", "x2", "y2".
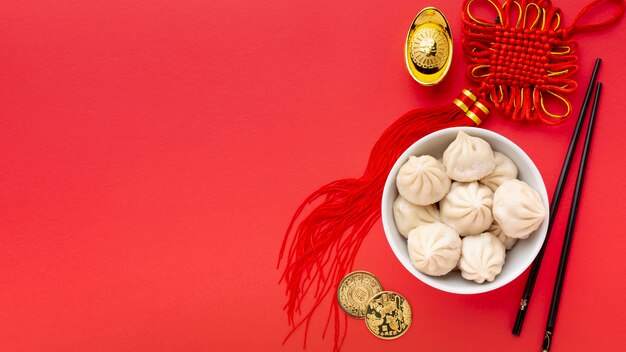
[
  {"x1": 541, "y1": 82, "x2": 602, "y2": 352},
  {"x1": 512, "y1": 58, "x2": 602, "y2": 335}
]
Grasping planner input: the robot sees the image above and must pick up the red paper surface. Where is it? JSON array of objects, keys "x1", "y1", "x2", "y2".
[{"x1": 1, "y1": 0, "x2": 625, "y2": 351}]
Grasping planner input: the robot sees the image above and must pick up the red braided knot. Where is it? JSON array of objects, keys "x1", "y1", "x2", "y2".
[{"x1": 462, "y1": 0, "x2": 579, "y2": 124}]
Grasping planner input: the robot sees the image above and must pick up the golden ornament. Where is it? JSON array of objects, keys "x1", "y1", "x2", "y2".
[{"x1": 405, "y1": 7, "x2": 453, "y2": 86}]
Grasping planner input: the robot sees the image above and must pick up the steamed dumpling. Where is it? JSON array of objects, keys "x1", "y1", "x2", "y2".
[
  {"x1": 407, "y1": 222, "x2": 461, "y2": 276},
  {"x1": 480, "y1": 151, "x2": 518, "y2": 192},
  {"x1": 439, "y1": 182, "x2": 493, "y2": 236},
  {"x1": 396, "y1": 155, "x2": 451, "y2": 205},
  {"x1": 393, "y1": 195, "x2": 440, "y2": 238},
  {"x1": 493, "y1": 179, "x2": 547, "y2": 239},
  {"x1": 459, "y1": 233, "x2": 506, "y2": 283},
  {"x1": 488, "y1": 221, "x2": 518, "y2": 250},
  {"x1": 443, "y1": 131, "x2": 496, "y2": 182}
]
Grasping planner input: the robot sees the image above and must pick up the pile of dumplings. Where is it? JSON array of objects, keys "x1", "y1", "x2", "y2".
[{"x1": 393, "y1": 131, "x2": 547, "y2": 284}]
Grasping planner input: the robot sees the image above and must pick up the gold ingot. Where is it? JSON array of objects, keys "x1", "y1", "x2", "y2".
[
  {"x1": 364, "y1": 291, "x2": 411, "y2": 339},
  {"x1": 337, "y1": 271, "x2": 383, "y2": 318},
  {"x1": 405, "y1": 7, "x2": 453, "y2": 86}
]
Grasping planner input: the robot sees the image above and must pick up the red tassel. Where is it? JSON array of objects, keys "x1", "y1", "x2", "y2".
[{"x1": 278, "y1": 95, "x2": 481, "y2": 350}]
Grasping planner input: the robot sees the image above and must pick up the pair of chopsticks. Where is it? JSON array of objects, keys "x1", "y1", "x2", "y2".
[{"x1": 511, "y1": 58, "x2": 604, "y2": 351}]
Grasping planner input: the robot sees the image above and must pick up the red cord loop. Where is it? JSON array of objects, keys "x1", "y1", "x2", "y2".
[{"x1": 566, "y1": 0, "x2": 626, "y2": 36}]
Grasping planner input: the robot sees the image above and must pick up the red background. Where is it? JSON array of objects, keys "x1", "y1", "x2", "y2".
[{"x1": 1, "y1": 0, "x2": 625, "y2": 351}]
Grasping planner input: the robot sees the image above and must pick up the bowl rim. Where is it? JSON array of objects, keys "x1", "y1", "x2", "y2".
[{"x1": 381, "y1": 126, "x2": 549, "y2": 294}]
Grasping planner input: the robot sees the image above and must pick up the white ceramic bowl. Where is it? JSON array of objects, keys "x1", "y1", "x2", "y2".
[{"x1": 381, "y1": 127, "x2": 549, "y2": 294}]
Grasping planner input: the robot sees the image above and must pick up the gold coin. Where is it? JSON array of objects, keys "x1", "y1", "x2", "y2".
[
  {"x1": 364, "y1": 291, "x2": 412, "y2": 339},
  {"x1": 337, "y1": 271, "x2": 383, "y2": 318}
]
